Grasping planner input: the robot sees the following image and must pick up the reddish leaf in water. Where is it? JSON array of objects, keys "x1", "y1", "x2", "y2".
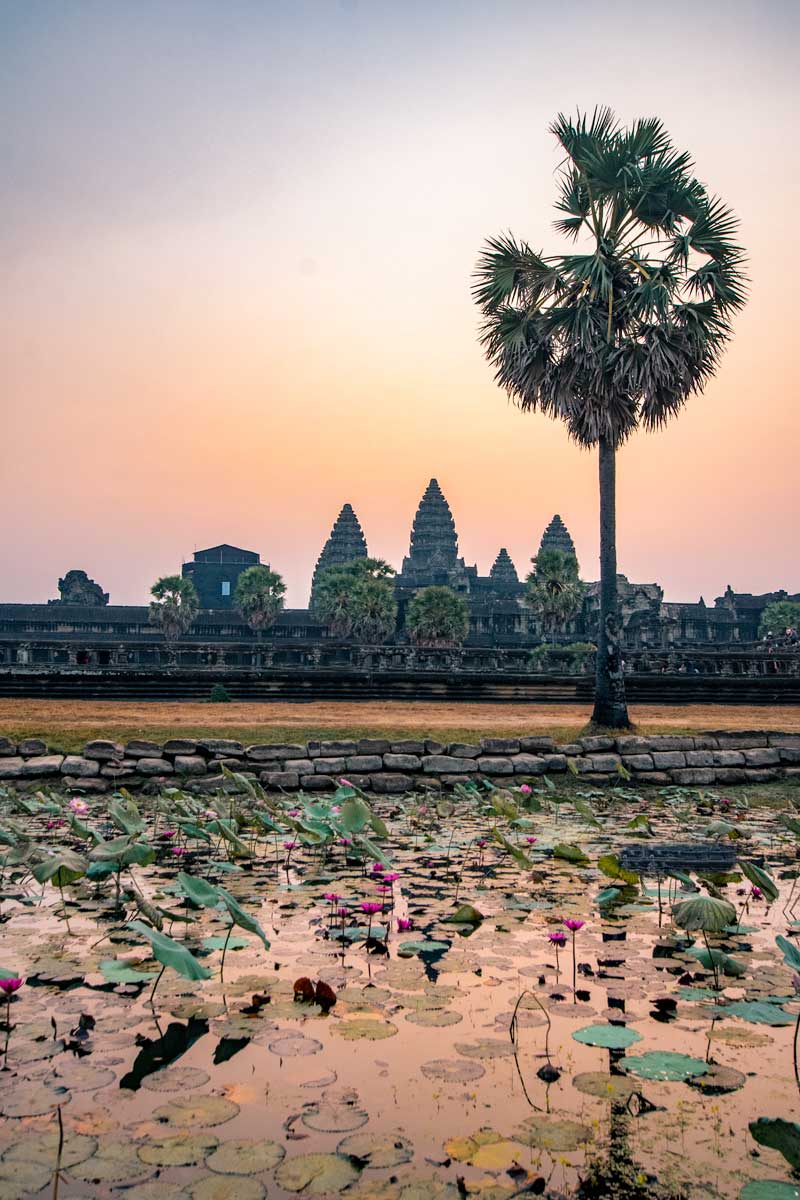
[
  {"x1": 314, "y1": 981, "x2": 336, "y2": 1013},
  {"x1": 293, "y1": 977, "x2": 316, "y2": 1003}
]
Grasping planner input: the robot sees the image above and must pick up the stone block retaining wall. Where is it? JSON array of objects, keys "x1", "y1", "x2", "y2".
[{"x1": 0, "y1": 731, "x2": 798, "y2": 794}]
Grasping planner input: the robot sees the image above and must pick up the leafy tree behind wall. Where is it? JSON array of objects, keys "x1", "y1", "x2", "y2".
[
  {"x1": 759, "y1": 600, "x2": 800, "y2": 638},
  {"x1": 234, "y1": 565, "x2": 286, "y2": 637},
  {"x1": 406, "y1": 586, "x2": 470, "y2": 648},
  {"x1": 149, "y1": 576, "x2": 199, "y2": 641},
  {"x1": 312, "y1": 558, "x2": 397, "y2": 642},
  {"x1": 526, "y1": 548, "x2": 584, "y2": 645}
]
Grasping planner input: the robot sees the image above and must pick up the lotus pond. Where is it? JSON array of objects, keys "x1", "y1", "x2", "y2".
[{"x1": 1, "y1": 775, "x2": 800, "y2": 1200}]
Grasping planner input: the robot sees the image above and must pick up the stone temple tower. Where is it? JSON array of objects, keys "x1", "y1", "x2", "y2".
[
  {"x1": 310, "y1": 503, "x2": 368, "y2": 603},
  {"x1": 536, "y1": 514, "x2": 577, "y2": 560},
  {"x1": 489, "y1": 548, "x2": 519, "y2": 586},
  {"x1": 397, "y1": 478, "x2": 476, "y2": 592}
]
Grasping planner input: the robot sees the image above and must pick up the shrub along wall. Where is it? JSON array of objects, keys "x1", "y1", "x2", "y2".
[{"x1": 0, "y1": 731, "x2": 799, "y2": 794}]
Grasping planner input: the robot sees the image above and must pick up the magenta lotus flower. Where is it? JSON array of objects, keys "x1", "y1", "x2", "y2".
[
  {"x1": 336, "y1": 906, "x2": 350, "y2": 918},
  {"x1": 283, "y1": 840, "x2": 298, "y2": 850},
  {"x1": 548, "y1": 931, "x2": 567, "y2": 946},
  {"x1": 288, "y1": 809, "x2": 301, "y2": 817},
  {"x1": 162, "y1": 829, "x2": 177, "y2": 838},
  {"x1": 323, "y1": 892, "x2": 340, "y2": 903},
  {"x1": 397, "y1": 917, "x2": 413, "y2": 932},
  {"x1": 750, "y1": 886, "x2": 763, "y2": 899},
  {"x1": 520, "y1": 784, "x2": 532, "y2": 795},
  {"x1": 339, "y1": 837, "x2": 353, "y2": 847},
  {"x1": 476, "y1": 838, "x2": 487, "y2": 849},
  {"x1": 46, "y1": 819, "x2": 66, "y2": 829},
  {"x1": 563, "y1": 918, "x2": 585, "y2": 932},
  {"x1": 382, "y1": 872, "x2": 400, "y2": 884},
  {"x1": 0, "y1": 978, "x2": 22, "y2": 997},
  {"x1": 68, "y1": 798, "x2": 89, "y2": 815},
  {"x1": 170, "y1": 846, "x2": 187, "y2": 856},
  {"x1": 525, "y1": 836, "x2": 537, "y2": 844},
  {"x1": 339, "y1": 778, "x2": 353, "y2": 787},
  {"x1": 361, "y1": 901, "x2": 383, "y2": 915},
  {"x1": 371, "y1": 863, "x2": 385, "y2": 874}
]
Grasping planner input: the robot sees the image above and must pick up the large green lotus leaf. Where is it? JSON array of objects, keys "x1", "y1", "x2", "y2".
[
  {"x1": 595, "y1": 887, "x2": 622, "y2": 908},
  {"x1": 776, "y1": 934, "x2": 800, "y2": 973},
  {"x1": 32, "y1": 849, "x2": 87, "y2": 887},
  {"x1": 128, "y1": 920, "x2": 211, "y2": 982},
  {"x1": 721, "y1": 1001, "x2": 794, "y2": 1026},
  {"x1": 445, "y1": 904, "x2": 485, "y2": 925},
  {"x1": 491, "y1": 828, "x2": 533, "y2": 868},
  {"x1": 206, "y1": 819, "x2": 251, "y2": 858},
  {"x1": 597, "y1": 853, "x2": 638, "y2": 885},
  {"x1": 216, "y1": 887, "x2": 270, "y2": 948},
  {"x1": 687, "y1": 947, "x2": 747, "y2": 976},
  {"x1": 107, "y1": 797, "x2": 146, "y2": 836},
  {"x1": 339, "y1": 796, "x2": 370, "y2": 833},
  {"x1": 739, "y1": 859, "x2": 780, "y2": 903},
  {"x1": 623, "y1": 1051, "x2": 709, "y2": 1081},
  {"x1": 553, "y1": 843, "x2": 590, "y2": 865},
  {"x1": 176, "y1": 871, "x2": 221, "y2": 908},
  {"x1": 89, "y1": 834, "x2": 135, "y2": 861},
  {"x1": 398, "y1": 940, "x2": 451, "y2": 956},
  {"x1": 749, "y1": 1119, "x2": 800, "y2": 1172},
  {"x1": 274, "y1": 1151, "x2": 360, "y2": 1194},
  {"x1": 572, "y1": 1024, "x2": 642, "y2": 1049},
  {"x1": 740, "y1": 1183, "x2": 800, "y2": 1200},
  {"x1": 672, "y1": 895, "x2": 737, "y2": 932}
]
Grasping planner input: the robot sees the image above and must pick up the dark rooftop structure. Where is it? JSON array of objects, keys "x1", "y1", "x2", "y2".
[{"x1": 182, "y1": 544, "x2": 260, "y2": 609}]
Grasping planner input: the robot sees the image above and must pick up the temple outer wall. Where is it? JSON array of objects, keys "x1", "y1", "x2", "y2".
[{"x1": 1, "y1": 730, "x2": 798, "y2": 793}]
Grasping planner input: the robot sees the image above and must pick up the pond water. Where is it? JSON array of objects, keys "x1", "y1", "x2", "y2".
[{"x1": 1, "y1": 781, "x2": 799, "y2": 1200}]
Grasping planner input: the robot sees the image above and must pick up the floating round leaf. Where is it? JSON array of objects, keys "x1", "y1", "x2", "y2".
[
  {"x1": 421, "y1": 1058, "x2": 486, "y2": 1083},
  {"x1": 274, "y1": 1151, "x2": 361, "y2": 1194},
  {"x1": 330, "y1": 1018, "x2": 397, "y2": 1040},
  {"x1": 142, "y1": 1066, "x2": 210, "y2": 1092},
  {"x1": 138, "y1": 1132, "x2": 220, "y2": 1167},
  {"x1": 623, "y1": 1052, "x2": 709, "y2": 1081},
  {"x1": 572, "y1": 1024, "x2": 642, "y2": 1050},
  {"x1": 205, "y1": 1138, "x2": 285, "y2": 1175},
  {"x1": 516, "y1": 1115, "x2": 594, "y2": 1152},
  {"x1": 189, "y1": 1176, "x2": 265, "y2": 1200},
  {"x1": 301, "y1": 1103, "x2": 369, "y2": 1133},
  {"x1": 739, "y1": 1183, "x2": 800, "y2": 1200},
  {"x1": 572, "y1": 1072, "x2": 640, "y2": 1100},
  {"x1": 153, "y1": 1095, "x2": 240, "y2": 1128},
  {"x1": 71, "y1": 1141, "x2": 155, "y2": 1184},
  {"x1": 335, "y1": 1132, "x2": 413, "y2": 1168},
  {"x1": 749, "y1": 1119, "x2": 800, "y2": 1173},
  {"x1": 722, "y1": 1001, "x2": 794, "y2": 1026}
]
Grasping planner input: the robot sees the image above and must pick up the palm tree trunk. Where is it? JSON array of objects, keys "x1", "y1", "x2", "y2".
[{"x1": 591, "y1": 436, "x2": 630, "y2": 728}]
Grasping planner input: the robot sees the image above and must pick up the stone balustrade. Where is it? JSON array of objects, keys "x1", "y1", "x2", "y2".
[{"x1": 1, "y1": 730, "x2": 798, "y2": 794}]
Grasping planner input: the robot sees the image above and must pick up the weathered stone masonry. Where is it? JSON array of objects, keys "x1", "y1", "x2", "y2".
[{"x1": 1, "y1": 731, "x2": 798, "y2": 794}]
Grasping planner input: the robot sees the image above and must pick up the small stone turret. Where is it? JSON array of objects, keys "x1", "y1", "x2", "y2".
[
  {"x1": 55, "y1": 570, "x2": 109, "y2": 607},
  {"x1": 489, "y1": 548, "x2": 519, "y2": 586},
  {"x1": 537, "y1": 514, "x2": 577, "y2": 560},
  {"x1": 310, "y1": 504, "x2": 368, "y2": 602}
]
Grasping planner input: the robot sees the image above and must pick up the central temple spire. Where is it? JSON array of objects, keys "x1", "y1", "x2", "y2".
[
  {"x1": 404, "y1": 478, "x2": 459, "y2": 572},
  {"x1": 310, "y1": 503, "x2": 368, "y2": 602}
]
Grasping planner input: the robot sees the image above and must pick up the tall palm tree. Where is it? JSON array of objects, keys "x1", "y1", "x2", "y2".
[
  {"x1": 474, "y1": 109, "x2": 746, "y2": 727},
  {"x1": 148, "y1": 575, "x2": 199, "y2": 641},
  {"x1": 234, "y1": 565, "x2": 286, "y2": 637},
  {"x1": 526, "y1": 548, "x2": 584, "y2": 646},
  {"x1": 406, "y1": 586, "x2": 470, "y2": 648},
  {"x1": 312, "y1": 558, "x2": 396, "y2": 640}
]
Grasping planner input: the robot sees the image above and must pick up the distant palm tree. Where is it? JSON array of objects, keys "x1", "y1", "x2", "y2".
[
  {"x1": 526, "y1": 549, "x2": 584, "y2": 645},
  {"x1": 474, "y1": 109, "x2": 746, "y2": 727},
  {"x1": 406, "y1": 586, "x2": 470, "y2": 648},
  {"x1": 234, "y1": 565, "x2": 286, "y2": 637},
  {"x1": 312, "y1": 558, "x2": 397, "y2": 641},
  {"x1": 148, "y1": 576, "x2": 199, "y2": 641}
]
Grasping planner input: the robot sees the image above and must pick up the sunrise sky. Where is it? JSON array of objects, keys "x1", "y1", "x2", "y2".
[{"x1": 3, "y1": 0, "x2": 798, "y2": 609}]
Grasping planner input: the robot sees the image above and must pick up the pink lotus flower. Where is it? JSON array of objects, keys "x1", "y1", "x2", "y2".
[
  {"x1": 203, "y1": 809, "x2": 217, "y2": 820},
  {"x1": 548, "y1": 931, "x2": 567, "y2": 946},
  {"x1": 397, "y1": 918, "x2": 413, "y2": 932},
  {"x1": 371, "y1": 863, "x2": 385, "y2": 874},
  {"x1": 418, "y1": 806, "x2": 428, "y2": 815},
  {"x1": 323, "y1": 892, "x2": 340, "y2": 903},
  {"x1": 336, "y1": 906, "x2": 350, "y2": 918},
  {"x1": 0, "y1": 978, "x2": 23, "y2": 997},
  {"x1": 170, "y1": 846, "x2": 187, "y2": 856},
  {"x1": 162, "y1": 829, "x2": 177, "y2": 838},
  {"x1": 476, "y1": 838, "x2": 487, "y2": 849},
  {"x1": 525, "y1": 836, "x2": 537, "y2": 844},
  {"x1": 520, "y1": 784, "x2": 532, "y2": 795},
  {"x1": 339, "y1": 778, "x2": 353, "y2": 787},
  {"x1": 339, "y1": 837, "x2": 353, "y2": 847},
  {"x1": 288, "y1": 809, "x2": 301, "y2": 817},
  {"x1": 283, "y1": 840, "x2": 298, "y2": 850},
  {"x1": 750, "y1": 886, "x2": 763, "y2": 899},
  {"x1": 361, "y1": 901, "x2": 383, "y2": 915},
  {"x1": 382, "y1": 872, "x2": 400, "y2": 884},
  {"x1": 68, "y1": 798, "x2": 89, "y2": 815},
  {"x1": 563, "y1": 918, "x2": 585, "y2": 932},
  {"x1": 46, "y1": 819, "x2": 66, "y2": 829}
]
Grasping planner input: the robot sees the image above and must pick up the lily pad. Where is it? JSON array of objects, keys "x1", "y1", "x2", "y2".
[
  {"x1": 71, "y1": 1141, "x2": 155, "y2": 1184},
  {"x1": 302, "y1": 1103, "x2": 370, "y2": 1133},
  {"x1": 142, "y1": 1066, "x2": 211, "y2": 1092},
  {"x1": 572, "y1": 1072, "x2": 640, "y2": 1100},
  {"x1": 189, "y1": 1177, "x2": 265, "y2": 1200},
  {"x1": 330, "y1": 1018, "x2": 397, "y2": 1041},
  {"x1": 572, "y1": 1024, "x2": 642, "y2": 1050},
  {"x1": 153, "y1": 1095, "x2": 240, "y2": 1128},
  {"x1": 205, "y1": 1138, "x2": 285, "y2": 1175},
  {"x1": 721, "y1": 1001, "x2": 794, "y2": 1026},
  {"x1": 421, "y1": 1058, "x2": 486, "y2": 1083},
  {"x1": 623, "y1": 1052, "x2": 709, "y2": 1081},
  {"x1": 138, "y1": 1132, "x2": 220, "y2": 1167},
  {"x1": 516, "y1": 1114, "x2": 594, "y2": 1152},
  {"x1": 274, "y1": 1151, "x2": 361, "y2": 1194},
  {"x1": 335, "y1": 1132, "x2": 413, "y2": 1168},
  {"x1": 750, "y1": 1119, "x2": 800, "y2": 1172},
  {"x1": 740, "y1": 1184, "x2": 800, "y2": 1200}
]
